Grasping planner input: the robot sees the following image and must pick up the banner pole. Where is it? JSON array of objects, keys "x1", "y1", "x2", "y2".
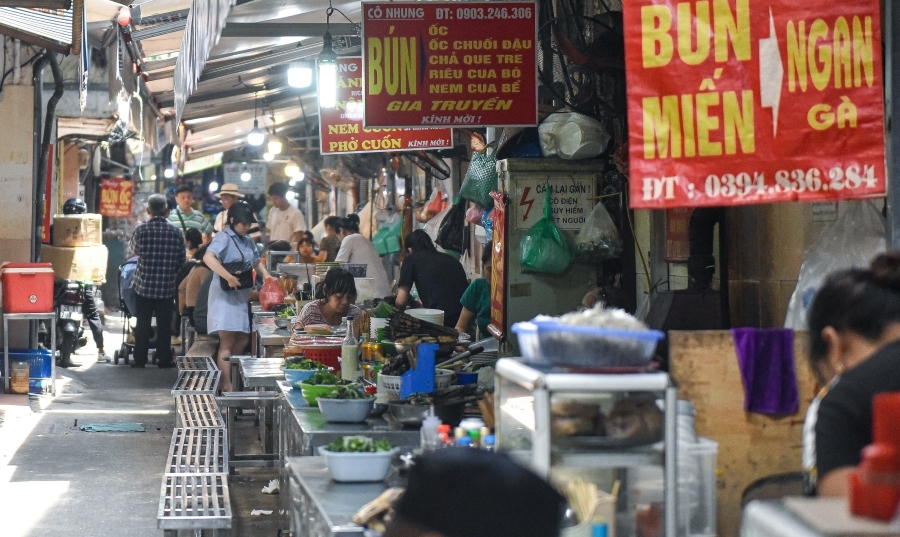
[{"x1": 887, "y1": 0, "x2": 900, "y2": 248}]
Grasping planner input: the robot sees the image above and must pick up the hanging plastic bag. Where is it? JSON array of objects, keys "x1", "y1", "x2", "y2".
[
  {"x1": 481, "y1": 208, "x2": 493, "y2": 235},
  {"x1": 784, "y1": 201, "x2": 886, "y2": 329},
  {"x1": 259, "y1": 277, "x2": 286, "y2": 312},
  {"x1": 437, "y1": 199, "x2": 470, "y2": 254},
  {"x1": 519, "y1": 187, "x2": 573, "y2": 274},
  {"x1": 425, "y1": 202, "x2": 452, "y2": 243},
  {"x1": 416, "y1": 190, "x2": 447, "y2": 223},
  {"x1": 574, "y1": 202, "x2": 623, "y2": 263},
  {"x1": 459, "y1": 134, "x2": 498, "y2": 208},
  {"x1": 466, "y1": 203, "x2": 485, "y2": 224}
]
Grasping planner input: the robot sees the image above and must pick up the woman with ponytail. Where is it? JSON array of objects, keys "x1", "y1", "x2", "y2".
[{"x1": 805, "y1": 252, "x2": 900, "y2": 496}]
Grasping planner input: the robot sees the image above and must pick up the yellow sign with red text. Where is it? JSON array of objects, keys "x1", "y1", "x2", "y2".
[{"x1": 623, "y1": 0, "x2": 885, "y2": 208}]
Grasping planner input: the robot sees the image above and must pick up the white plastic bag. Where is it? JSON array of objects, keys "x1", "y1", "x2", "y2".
[
  {"x1": 784, "y1": 201, "x2": 886, "y2": 329},
  {"x1": 575, "y1": 202, "x2": 623, "y2": 263},
  {"x1": 538, "y1": 112, "x2": 610, "y2": 160}
]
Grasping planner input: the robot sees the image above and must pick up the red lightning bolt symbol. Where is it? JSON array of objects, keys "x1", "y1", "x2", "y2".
[{"x1": 519, "y1": 186, "x2": 534, "y2": 221}]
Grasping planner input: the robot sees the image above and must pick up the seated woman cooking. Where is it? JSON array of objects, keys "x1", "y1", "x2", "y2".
[
  {"x1": 298, "y1": 267, "x2": 362, "y2": 328},
  {"x1": 806, "y1": 252, "x2": 900, "y2": 496}
]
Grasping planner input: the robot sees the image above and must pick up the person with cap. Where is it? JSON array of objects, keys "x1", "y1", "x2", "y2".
[
  {"x1": 130, "y1": 194, "x2": 185, "y2": 368},
  {"x1": 168, "y1": 184, "x2": 213, "y2": 241},
  {"x1": 213, "y1": 183, "x2": 244, "y2": 232},
  {"x1": 383, "y1": 448, "x2": 567, "y2": 537},
  {"x1": 214, "y1": 183, "x2": 262, "y2": 241},
  {"x1": 266, "y1": 181, "x2": 306, "y2": 243},
  {"x1": 204, "y1": 202, "x2": 273, "y2": 392}
]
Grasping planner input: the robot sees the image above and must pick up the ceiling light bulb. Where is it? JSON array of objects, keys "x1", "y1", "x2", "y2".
[
  {"x1": 151, "y1": 174, "x2": 157, "y2": 181},
  {"x1": 247, "y1": 119, "x2": 265, "y2": 146},
  {"x1": 296, "y1": 172, "x2": 305, "y2": 182},
  {"x1": 284, "y1": 161, "x2": 300, "y2": 177},
  {"x1": 289, "y1": 177, "x2": 298, "y2": 186},
  {"x1": 317, "y1": 32, "x2": 338, "y2": 109},
  {"x1": 209, "y1": 181, "x2": 219, "y2": 192},
  {"x1": 287, "y1": 62, "x2": 313, "y2": 88},
  {"x1": 240, "y1": 171, "x2": 251, "y2": 181},
  {"x1": 263, "y1": 152, "x2": 274, "y2": 161},
  {"x1": 164, "y1": 168, "x2": 175, "y2": 179},
  {"x1": 286, "y1": 191, "x2": 297, "y2": 201},
  {"x1": 267, "y1": 140, "x2": 282, "y2": 155}
]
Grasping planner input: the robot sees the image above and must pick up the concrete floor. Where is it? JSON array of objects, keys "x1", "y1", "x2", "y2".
[{"x1": 0, "y1": 314, "x2": 281, "y2": 537}]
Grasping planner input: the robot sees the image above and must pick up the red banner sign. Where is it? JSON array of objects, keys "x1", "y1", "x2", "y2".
[
  {"x1": 99, "y1": 177, "x2": 133, "y2": 218},
  {"x1": 487, "y1": 191, "x2": 507, "y2": 341},
  {"x1": 320, "y1": 57, "x2": 453, "y2": 154},
  {"x1": 361, "y1": 1, "x2": 538, "y2": 128},
  {"x1": 623, "y1": 0, "x2": 886, "y2": 209}
]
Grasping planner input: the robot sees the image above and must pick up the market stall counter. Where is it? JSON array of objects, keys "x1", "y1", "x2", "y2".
[
  {"x1": 285, "y1": 456, "x2": 402, "y2": 537},
  {"x1": 742, "y1": 497, "x2": 900, "y2": 537},
  {"x1": 252, "y1": 316, "x2": 291, "y2": 357}
]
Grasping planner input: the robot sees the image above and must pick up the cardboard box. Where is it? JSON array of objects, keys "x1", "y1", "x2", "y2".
[
  {"x1": 52, "y1": 214, "x2": 102, "y2": 247},
  {"x1": 41, "y1": 244, "x2": 108, "y2": 282}
]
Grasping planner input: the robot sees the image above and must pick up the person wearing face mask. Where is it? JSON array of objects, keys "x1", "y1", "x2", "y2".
[
  {"x1": 297, "y1": 268, "x2": 361, "y2": 327},
  {"x1": 804, "y1": 252, "x2": 900, "y2": 497},
  {"x1": 334, "y1": 214, "x2": 392, "y2": 299}
]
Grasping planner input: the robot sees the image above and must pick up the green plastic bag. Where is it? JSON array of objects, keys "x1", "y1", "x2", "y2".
[
  {"x1": 459, "y1": 144, "x2": 498, "y2": 208},
  {"x1": 519, "y1": 187, "x2": 573, "y2": 274}
]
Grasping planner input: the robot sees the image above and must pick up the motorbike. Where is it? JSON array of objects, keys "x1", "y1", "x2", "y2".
[{"x1": 53, "y1": 280, "x2": 88, "y2": 368}]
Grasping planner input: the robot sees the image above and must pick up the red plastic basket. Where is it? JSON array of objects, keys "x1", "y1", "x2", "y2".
[{"x1": 301, "y1": 345, "x2": 341, "y2": 370}]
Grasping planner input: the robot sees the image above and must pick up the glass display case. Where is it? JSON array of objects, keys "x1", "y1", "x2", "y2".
[{"x1": 495, "y1": 358, "x2": 678, "y2": 537}]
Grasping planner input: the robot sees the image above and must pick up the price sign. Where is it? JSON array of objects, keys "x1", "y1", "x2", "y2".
[
  {"x1": 362, "y1": 1, "x2": 538, "y2": 127},
  {"x1": 99, "y1": 177, "x2": 133, "y2": 217},
  {"x1": 623, "y1": 0, "x2": 886, "y2": 208},
  {"x1": 320, "y1": 57, "x2": 453, "y2": 154}
]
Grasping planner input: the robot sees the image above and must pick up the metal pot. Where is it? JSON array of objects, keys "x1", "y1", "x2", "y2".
[{"x1": 388, "y1": 402, "x2": 430, "y2": 427}]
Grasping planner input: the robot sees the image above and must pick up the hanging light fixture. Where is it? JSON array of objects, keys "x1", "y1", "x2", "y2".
[
  {"x1": 289, "y1": 172, "x2": 305, "y2": 186},
  {"x1": 287, "y1": 61, "x2": 313, "y2": 88},
  {"x1": 247, "y1": 92, "x2": 265, "y2": 146},
  {"x1": 317, "y1": 8, "x2": 338, "y2": 110},
  {"x1": 267, "y1": 139, "x2": 283, "y2": 155},
  {"x1": 284, "y1": 161, "x2": 300, "y2": 177},
  {"x1": 263, "y1": 152, "x2": 275, "y2": 161}
]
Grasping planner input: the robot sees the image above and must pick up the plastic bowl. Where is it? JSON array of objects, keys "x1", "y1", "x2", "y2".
[
  {"x1": 297, "y1": 383, "x2": 341, "y2": 405},
  {"x1": 280, "y1": 367, "x2": 318, "y2": 384},
  {"x1": 388, "y1": 402, "x2": 430, "y2": 427},
  {"x1": 274, "y1": 317, "x2": 290, "y2": 329},
  {"x1": 318, "y1": 446, "x2": 398, "y2": 482},
  {"x1": 512, "y1": 320, "x2": 664, "y2": 368},
  {"x1": 317, "y1": 397, "x2": 375, "y2": 423}
]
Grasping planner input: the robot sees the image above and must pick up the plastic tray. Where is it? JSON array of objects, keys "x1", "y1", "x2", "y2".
[{"x1": 512, "y1": 320, "x2": 663, "y2": 368}]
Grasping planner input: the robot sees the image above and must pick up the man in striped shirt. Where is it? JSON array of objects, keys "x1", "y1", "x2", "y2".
[{"x1": 168, "y1": 184, "x2": 213, "y2": 241}]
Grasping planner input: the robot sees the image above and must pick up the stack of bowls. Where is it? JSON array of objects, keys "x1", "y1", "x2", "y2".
[{"x1": 406, "y1": 308, "x2": 444, "y2": 326}]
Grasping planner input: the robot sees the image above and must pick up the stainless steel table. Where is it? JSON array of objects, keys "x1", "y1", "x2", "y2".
[
  {"x1": 252, "y1": 317, "x2": 291, "y2": 357},
  {"x1": 291, "y1": 408, "x2": 422, "y2": 456},
  {"x1": 238, "y1": 357, "x2": 284, "y2": 388},
  {"x1": 285, "y1": 456, "x2": 396, "y2": 537},
  {"x1": 742, "y1": 497, "x2": 900, "y2": 537}
]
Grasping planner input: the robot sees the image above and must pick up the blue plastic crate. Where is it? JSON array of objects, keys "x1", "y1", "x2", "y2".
[{"x1": 2, "y1": 348, "x2": 52, "y2": 379}]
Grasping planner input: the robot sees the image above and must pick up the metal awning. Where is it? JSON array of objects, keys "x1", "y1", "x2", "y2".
[{"x1": 0, "y1": 6, "x2": 73, "y2": 52}]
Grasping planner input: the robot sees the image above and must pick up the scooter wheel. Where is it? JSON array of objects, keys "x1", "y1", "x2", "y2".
[{"x1": 113, "y1": 350, "x2": 120, "y2": 365}]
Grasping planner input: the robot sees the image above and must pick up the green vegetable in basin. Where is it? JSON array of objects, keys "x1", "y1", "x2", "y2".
[
  {"x1": 284, "y1": 359, "x2": 327, "y2": 370},
  {"x1": 319, "y1": 384, "x2": 373, "y2": 400},
  {"x1": 277, "y1": 308, "x2": 293, "y2": 318},
  {"x1": 325, "y1": 436, "x2": 393, "y2": 453},
  {"x1": 303, "y1": 371, "x2": 343, "y2": 385}
]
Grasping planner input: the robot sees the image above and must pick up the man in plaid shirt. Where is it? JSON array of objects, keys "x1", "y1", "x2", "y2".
[{"x1": 130, "y1": 194, "x2": 185, "y2": 368}]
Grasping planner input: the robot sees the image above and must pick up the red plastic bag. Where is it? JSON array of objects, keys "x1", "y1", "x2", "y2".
[
  {"x1": 260, "y1": 278, "x2": 286, "y2": 312},
  {"x1": 465, "y1": 202, "x2": 485, "y2": 224}
]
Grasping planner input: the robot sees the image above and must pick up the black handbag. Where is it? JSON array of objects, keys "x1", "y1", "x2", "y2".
[{"x1": 219, "y1": 234, "x2": 254, "y2": 291}]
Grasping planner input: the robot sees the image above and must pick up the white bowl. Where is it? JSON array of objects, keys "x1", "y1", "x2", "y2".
[
  {"x1": 318, "y1": 446, "x2": 398, "y2": 482},
  {"x1": 317, "y1": 397, "x2": 375, "y2": 423}
]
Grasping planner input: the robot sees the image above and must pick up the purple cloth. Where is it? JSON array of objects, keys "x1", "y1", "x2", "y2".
[{"x1": 732, "y1": 328, "x2": 799, "y2": 415}]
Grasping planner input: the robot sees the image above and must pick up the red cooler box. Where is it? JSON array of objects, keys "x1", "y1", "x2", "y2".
[{"x1": 2, "y1": 263, "x2": 54, "y2": 313}]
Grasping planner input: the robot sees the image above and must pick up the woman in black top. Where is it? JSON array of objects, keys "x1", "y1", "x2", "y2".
[
  {"x1": 395, "y1": 230, "x2": 469, "y2": 327},
  {"x1": 806, "y1": 252, "x2": 900, "y2": 496}
]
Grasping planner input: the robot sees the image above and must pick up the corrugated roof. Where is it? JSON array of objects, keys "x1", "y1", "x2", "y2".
[{"x1": 0, "y1": 7, "x2": 72, "y2": 46}]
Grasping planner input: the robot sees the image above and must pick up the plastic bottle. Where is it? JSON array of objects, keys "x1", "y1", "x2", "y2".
[
  {"x1": 421, "y1": 414, "x2": 442, "y2": 452},
  {"x1": 482, "y1": 434, "x2": 496, "y2": 452},
  {"x1": 468, "y1": 429, "x2": 481, "y2": 448},
  {"x1": 341, "y1": 315, "x2": 359, "y2": 381},
  {"x1": 457, "y1": 437, "x2": 473, "y2": 447}
]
